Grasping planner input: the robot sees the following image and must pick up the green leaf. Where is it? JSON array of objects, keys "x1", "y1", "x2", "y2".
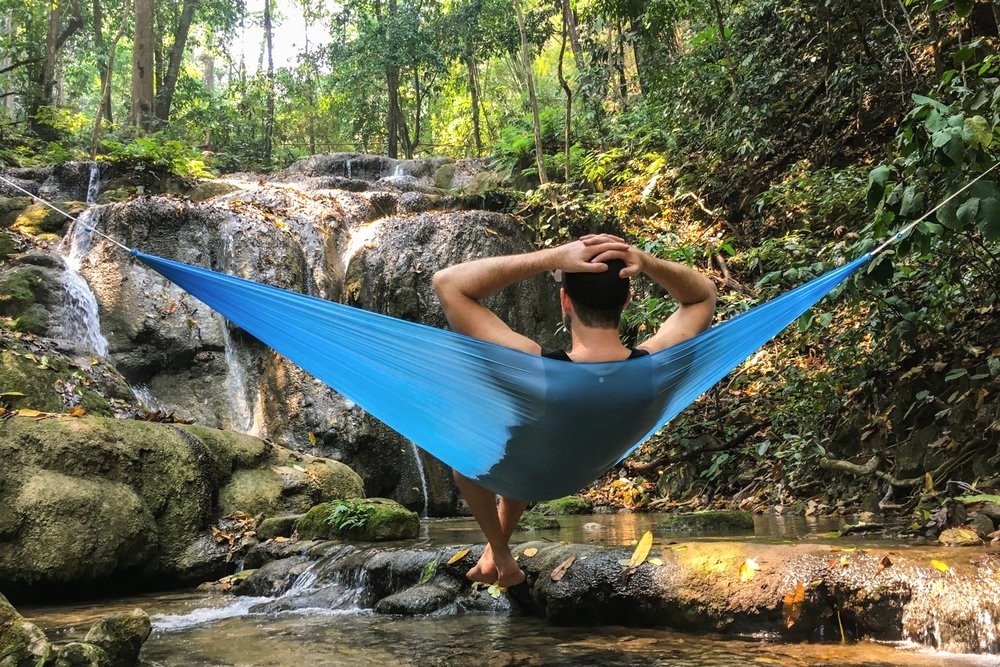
[
  {"x1": 953, "y1": 0, "x2": 972, "y2": 16},
  {"x1": 977, "y1": 198, "x2": 1000, "y2": 240},
  {"x1": 955, "y1": 494, "x2": 1000, "y2": 504},
  {"x1": 942, "y1": 134, "x2": 965, "y2": 165},
  {"x1": 945, "y1": 368, "x2": 967, "y2": 381},
  {"x1": 417, "y1": 558, "x2": 438, "y2": 585},
  {"x1": 867, "y1": 165, "x2": 891, "y2": 210},
  {"x1": 963, "y1": 116, "x2": 992, "y2": 149},
  {"x1": 899, "y1": 185, "x2": 923, "y2": 217},
  {"x1": 956, "y1": 197, "x2": 980, "y2": 227}
]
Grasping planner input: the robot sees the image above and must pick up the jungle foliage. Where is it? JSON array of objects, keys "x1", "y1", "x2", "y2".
[{"x1": 1, "y1": 0, "x2": 998, "y2": 514}]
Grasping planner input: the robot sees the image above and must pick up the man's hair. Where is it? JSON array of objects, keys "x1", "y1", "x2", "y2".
[{"x1": 563, "y1": 259, "x2": 630, "y2": 329}]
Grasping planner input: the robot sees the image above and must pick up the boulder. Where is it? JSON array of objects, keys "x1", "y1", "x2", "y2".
[
  {"x1": 659, "y1": 510, "x2": 755, "y2": 531},
  {"x1": 517, "y1": 511, "x2": 560, "y2": 530},
  {"x1": 295, "y1": 498, "x2": 419, "y2": 541},
  {"x1": 0, "y1": 592, "x2": 52, "y2": 666},
  {"x1": 533, "y1": 496, "x2": 593, "y2": 515},
  {"x1": 0, "y1": 415, "x2": 363, "y2": 595},
  {"x1": 256, "y1": 515, "x2": 303, "y2": 540},
  {"x1": 52, "y1": 642, "x2": 108, "y2": 666},
  {"x1": 83, "y1": 609, "x2": 151, "y2": 665}
]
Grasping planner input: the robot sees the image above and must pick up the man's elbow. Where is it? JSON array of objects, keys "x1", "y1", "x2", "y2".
[{"x1": 432, "y1": 268, "x2": 453, "y2": 296}]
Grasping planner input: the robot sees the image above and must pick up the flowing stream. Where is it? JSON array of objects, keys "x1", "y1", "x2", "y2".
[{"x1": 22, "y1": 514, "x2": 1000, "y2": 667}]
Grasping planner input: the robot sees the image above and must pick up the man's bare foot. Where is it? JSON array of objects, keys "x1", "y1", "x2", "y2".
[
  {"x1": 493, "y1": 551, "x2": 526, "y2": 588},
  {"x1": 466, "y1": 548, "x2": 497, "y2": 584}
]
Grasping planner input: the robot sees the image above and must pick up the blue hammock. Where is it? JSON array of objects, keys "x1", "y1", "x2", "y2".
[{"x1": 132, "y1": 249, "x2": 872, "y2": 500}]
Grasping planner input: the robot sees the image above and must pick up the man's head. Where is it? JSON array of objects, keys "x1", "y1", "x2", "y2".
[{"x1": 560, "y1": 259, "x2": 630, "y2": 330}]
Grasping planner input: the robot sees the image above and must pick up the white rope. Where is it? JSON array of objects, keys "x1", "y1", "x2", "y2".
[
  {"x1": 0, "y1": 173, "x2": 132, "y2": 252},
  {"x1": 870, "y1": 161, "x2": 1000, "y2": 255}
]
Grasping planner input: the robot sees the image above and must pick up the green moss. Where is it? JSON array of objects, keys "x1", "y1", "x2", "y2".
[
  {"x1": 517, "y1": 511, "x2": 560, "y2": 530},
  {"x1": 0, "y1": 593, "x2": 52, "y2": 665},
  {"x1": 184, "y1": 424, "x2": 270, "y2": 478},
  {"x1": 432, "y1": 163, "x2": 457, "y2": 190},
  {"x1": 296, "y1": 498, "x2": 419, "y2": 541},
  {"x1": 534, "y1": 496, "x2": 593, "y2": 516},
  {"x1": 659, "y1": 510, "x2": 755, "y2": 532},
  {"x1": 0, "y1": 268, "x2": 42, "y2": 313},
  {"x1": 187, "y1": 180, "x2": 239, "y2": 201},
  {"x1": 0, "y1": 346, "x2": 112, "y2": 415},
  {"x1": 0, "y1": 230, "x2": 17, "y2": 259},
  {"x1": 95, "y1": 188, "x2": 133, "y2": 204},
  {"x1": 11, "y1": 202, "x2": 85, "y2": 236},
  {"x1": 0, "y1": 197, "x2": 32, "y2": 228},
  {"x1": 218, "y1": 468, "x2": 285, "y2": 516}
]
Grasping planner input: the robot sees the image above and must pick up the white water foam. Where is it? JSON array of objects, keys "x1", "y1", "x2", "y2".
[{"x1": 151, "y1": 596, "x2": 271, "y2": 632}]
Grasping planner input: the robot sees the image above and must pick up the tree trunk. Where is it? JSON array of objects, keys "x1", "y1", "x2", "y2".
[
  {"x1": 155, "y1": 0, "x2": 198, "y2": 122},
  {"x1": 465, "y1": 53, "x2": 482, "y2": 156},
  {"x1": 2, "y1": 12, "x2": 16, "y2": 118},
  {"x1": 558, "y1": 0, "x2": 572, "y2": 182},
  {"x1": 385, "y1": 0, "x2": 400, "y2": 159},
  {"x1": 709, "y1": 0, "x2": 737, "y2": 89},
  {"x1": 629, "y1": 17, "x2": 647, "y2": 95},
  {"x1": 130, "y1": 0, "x2": 156, "y2": 130},
  {"x1": 90, "y1": 0, "x2": 129, "y2": 156},
  {"x1": 262, "y1": 0, "x2": 275, "y2": 165},
  {"x1": 513, "y1": 0, "x2": 548, "y2": 184},
  {"x1": 928, "y1": 3, "x2": 943, "y2": 78},
  {"x1": 201, "y1": 49, "x2": 214, "y2": 150}
]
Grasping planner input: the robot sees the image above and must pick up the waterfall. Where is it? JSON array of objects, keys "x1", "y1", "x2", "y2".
[
  {"x1": 52, "y1": 164, "x2": 110, "y2": 357},
  {"x1": 393, "y1": 162, "x2": 404, "y2": 177},
  {"x1": 409, "y1": 441, "x2": 430, "y2": 518},
  {"x1": 219, "y1": 215, "x2": 261, "y2": 435},
  {"x1": 345, "y1": 159, "x2": 352, "y2": 179}
]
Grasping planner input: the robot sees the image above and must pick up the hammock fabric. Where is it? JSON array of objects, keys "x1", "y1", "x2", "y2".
[{"x1": 133, "y1": 249, "x2": 872, "y2": 501}]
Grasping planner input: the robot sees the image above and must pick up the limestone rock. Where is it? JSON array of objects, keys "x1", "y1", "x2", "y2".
[
  {"x1": 83, "y1": 609, "x2": 151, "y2": 666},
  {"x1": 659, "y1": 510, "x2": 755, "y2": 532},
  {"x1": 533, "y1": 496, "x2": 593, "y2": 516},
  {"x1": 52, "y1": 642, "x2": 107, "y2": 666},
  {"x1": 0, "y1": 415, "x2": 364, "y2": 594},
  {"x1": 0, "y1": 592, "x2": 52, "y2": 666},
  {"x1": 295, "y1": 498, "x2": 419, "y2": 541},
  {"x1": 256, "y1": 515, "x2": 303, "y2": 540},
  {"x1": 517, "y1": 511, "x2": 560, "y2": 530}
]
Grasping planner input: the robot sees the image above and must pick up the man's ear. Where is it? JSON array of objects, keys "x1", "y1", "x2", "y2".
[{"x1": 560, "y1": 288, "x2": 573, "y2": 314}]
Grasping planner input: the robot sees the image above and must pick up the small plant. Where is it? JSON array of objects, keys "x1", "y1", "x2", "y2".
[{"x1": 323, "y1": 500, "x2": 375, "y2": 532}]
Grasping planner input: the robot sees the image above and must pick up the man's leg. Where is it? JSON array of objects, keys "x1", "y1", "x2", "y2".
[
  {"x1": 471, "y1": 496, "x2": 529, "y2": 581},
  {"x1": 452, "y1": 471, "x2": 526, "y2": 587}
]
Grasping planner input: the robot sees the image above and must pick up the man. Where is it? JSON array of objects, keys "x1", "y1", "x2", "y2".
[{"x1": 432, "y1": 233, "x2": 717, "y2": 588}]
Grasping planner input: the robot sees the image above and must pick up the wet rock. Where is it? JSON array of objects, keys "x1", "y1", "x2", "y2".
[
  {"x1": 295, "y1": 498, "x2": 419, "y2": 542},
  {"x1": 533, "y1": 496, "x2": 593, "y2": 515},
  {"x1": 939, "y1": 527, "x2": 983, "y2": 546},
  {"x1": 241, "y1": 538, "x2": 323, "y2": 570},
  {"x1": 0, "y1": 162, "x2": 95, "y2": 201},
  {"x1": 978, "y1": 501, "x2": 1000, "y2": 524},
  {"x1": 659, "y1": 510, "x2": 754, "y2": 531},
  {"x1": 374, "y1": 579, "x2": 462, "y2": 615},
  {"x1": 967, "y1": 512, "x2": 995, "y2": 537},
  {"x1": 8, "y1": 201, "x2": 86, "y2": 237},
  {"x1": 82, "y1": 609, "x2": 151, "y2": 666},
  {"x1": 232, "y1": 555, "x2": 316, "y2": 597},
  {"x1": 257, "y1": 514, "x2": 304, "y2": 540},
  {"x1": 517, "y1": 511, "x2": 560, "y2": 530},
  {"x1": 0, "y1": 415, "x2": 364, "y2": 595},
  {"x1": 0, "y1": 592, "x2": 52, "y2": 665},
  {"x1": 53, "y1": 641, "x2": 108, "y2": 666}
]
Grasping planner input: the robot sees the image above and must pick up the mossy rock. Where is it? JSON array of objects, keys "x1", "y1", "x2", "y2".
[
  {"x1": 0, "y1": 196, "x2": 32, "y2": 228},
  {"x1": 10, "y1": 201, "x2": 86, "y2": 236},
  {"x1": 659, "y1": 510, "x2": 754, "y2": 532},
  {"x1": 0, "y1": 266, "x2": 43, "y2": 314},
  {"x1": 432, "y1": 163, "x2": 457, "y2": 190},
  {"x1": 0, "y1": 415, "x2": 366, "y2": 591},
  {"x1": 0, "y1": 230, "x2": 18, "y2": 259},
  {"x1": 0, "y1": 345, "x2": 114, "y2": 415},
  {"x1": 534, "y1": 496, "x2": 593, "y2": 516},
  {"x1": 83, "y1": 609, "x2": 151, "y2": 665},
  {"x1": 53, "y1": 641, "x2": 108, "y2": 666},
  {"x1": 95, "y1": 188, "x2": 134, "y2": 204},
  {"x1": 517, "y1": 510, "x2": 560, "y2": 530},
  {"x1": 296, "y1": 498, "x2": 419, "y2": 542},
  {"x1": 0, "y1": 592, "x2": 52, "y2": 665}
]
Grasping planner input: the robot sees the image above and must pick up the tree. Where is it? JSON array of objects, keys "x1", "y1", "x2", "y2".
[
  {"x1": 512, "y1": 0, "x2": 548, "y2": 183},
  {"x1": 130, "y1": 0, "x2": 155, "y2": 129},
  {"x1": 155, "y1": 0, "x2": 198, "y2": 121},
  {"x1": 262, "y1": 0, "x2": 275, "y2": 164}
]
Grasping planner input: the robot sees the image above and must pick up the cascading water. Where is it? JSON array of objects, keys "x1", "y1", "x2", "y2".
[
  {"x1": 409, "y1": 441, "x2": 430, "y2": 518},
  {"x1": 52, "y1": 164, "x2": 110, "y2": 357},
  {"x1": 219, "y1": 214, "x2": 262, "y2": 435}
]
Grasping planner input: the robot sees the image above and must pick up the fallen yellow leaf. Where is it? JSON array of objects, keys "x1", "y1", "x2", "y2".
[
  {"x1": 69, "y1": 407, "x2": 86, "y2": 417},
  {"x1": 628, "y1": 531, "x2": 653, "y2": 567},
  {"x1": 487, "y1": 582, "x2": 506, "y2": 598},
  {"x1": 447, "y1": 548, "x2": 470, "y2": 564},
  {"x1": 308, "y1": 431, "x2": 317, "y2": 446},
  {"x1": 782, "y1": 581, "x2": 806, "y2": 628},
  {"x1": 739, "y1": 558, "x2": 760, "y2": 582},
  {"x1": 647, "y1": 557, "x2": 663, "y2": 566},
  {"x1": 551, "y1": 555, "x2": 576, "y2": 581},
  {"x1": 16, "y1": 409, "x2": 43, "y2": 417},
  {"x1": 930, "y1": 559, "x2": 949, "y2": 573},
  {"x1": 523, "y1": 547, "x2": 538, "y2": 558}
]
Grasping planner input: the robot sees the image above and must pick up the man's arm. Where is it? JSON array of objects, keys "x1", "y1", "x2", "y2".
[
  {"x1": 433, "y1": 239, "x2": 628, "y2": 352},
  {"x1": 585, "y1": 234, "x2": 717, "y2": 353}
]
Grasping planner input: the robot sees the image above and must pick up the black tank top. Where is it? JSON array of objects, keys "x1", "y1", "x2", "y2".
[{"x1": 541, "y1": 347, "x2": 649, "y2": 361}]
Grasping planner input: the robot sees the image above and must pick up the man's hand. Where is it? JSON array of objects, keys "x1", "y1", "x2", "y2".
[
  {"x1": 580, "y1": 234, "x2": 646, "y2": 277},
  {"x1": 552, "y1": 238, "x2": 630, "y2": 274}
]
